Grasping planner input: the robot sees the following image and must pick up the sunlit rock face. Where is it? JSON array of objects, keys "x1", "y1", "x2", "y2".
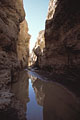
[
  {"x1": 47, "y1": 0, "x2": 57, "y2": 20},
  {"x1": 37, "y1": 0, "x2": 80, "y2": 72},
  {"x1": 34, "y1": 30, "x2": 45, "y2": 53},
  {"x1": 0, "y1": 0, "x2": 24, "y2": 86},
  {"x1": 29, "y1": 30, "x2": 45, "y2": 67},
  {"x1": 17, "y1": 20, "x2": 31, "y2": 68},
  {"x1": 0, "y1": 0, "x2": 25, "y2": 71},
  {"x1": 0, "y1": 0, "x2": 30, "y2": 87},
  {"x1": 29, "y1": 51, "x2": 37, "y2": 66}
]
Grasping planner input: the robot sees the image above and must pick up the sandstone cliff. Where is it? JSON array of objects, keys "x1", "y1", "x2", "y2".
[
  {"x1": 0, "y1": 0, "x2": 30, "y2": 115},
  {"x1": 0, "y1": 0, "x2": 25, "y2": 72},
  {"x1": 17, "y1": 20, "x2": 31, "y2": 68},
  {"x1": 0, "y1": 0, "x2": 30, "y2": 86},
  {"x1": 29, "y1": 30, "x2": 45, "y2": 67},
  {"x1": 29, "y1": 51, "x2": 37, "y2": 66},
  {"x1": 35, "y1": 0, "x2": 80, "y2": 72}
]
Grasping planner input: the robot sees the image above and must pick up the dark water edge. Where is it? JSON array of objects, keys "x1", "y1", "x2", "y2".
[
  {"x1": 0, "y1": 69, "x2": 80, "y2": 120},
  {"x1": 0, "y1": 108, "x2": 19, "y2": 120}
]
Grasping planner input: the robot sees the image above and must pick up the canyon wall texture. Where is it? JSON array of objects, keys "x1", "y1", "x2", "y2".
[
  {"x1": 0, "y1": 0, "x2": 30, "y2": 87},
  {"x1": 30, "y1": 30, "x2": 45, "y2": 67},
  {"x1": 0, "y1": 0, "x2": 25, "y2": 76},
  {"x1": 0, "y1": 0, "x2": 30, "y2": 116},
  {"x1": 35, "y1": 0, "x2": 80, "y2": 72},
  {"x1": 17, "y1": 20, "x2": 31, "y2": 68},
  {"x1": 33, "y1": 30, "x2": 45, "y2": 56},
  {"x1": 29, "y1": 51, "x2": 37, "y2": 66}
]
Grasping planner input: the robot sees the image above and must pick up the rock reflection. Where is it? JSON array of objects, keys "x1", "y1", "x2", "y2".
[
  {"x1": 12, "y1": 70, "x2": 29, "y2": 119},
  {"x1": 31, "y1": 76, "x2": 80, "y2": 120},
  {"x1": 0, "y1": 70, "x2": 29, "y2": 120}
]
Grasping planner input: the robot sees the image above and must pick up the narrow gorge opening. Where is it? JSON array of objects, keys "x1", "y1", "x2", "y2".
[
  {"x1": 23, "y1": 0, "x2": 49, "y2": 67},
  {"x1": 23, "y1": 0, "x2": 49, "y2": 52}
]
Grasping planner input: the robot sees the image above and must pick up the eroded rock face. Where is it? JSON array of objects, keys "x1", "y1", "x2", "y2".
[
  {"x1": 29, "y1": 51, "x2": 37, "y2": 66},
  {"x1": 37, "y1": 0, "x2": 80, "y2": 72},
  {"x1": 0, "y1": 0, "x2": 30, "y2": 86},
  {"x1": 0, "y1": 0, "x2": 24, "y2": 87},
  {"x1": 0, "y1": 0, "x2": 30, "y2": 117},
  {"x1": 34, "y1": 30, "x2": 45, "y2": 53},
  {"x1": 17, "y1": 20, "x2": 31, "y2": 68},
  {"x1": 29, "y1": 30, "x2": 45, "y2": 67}
]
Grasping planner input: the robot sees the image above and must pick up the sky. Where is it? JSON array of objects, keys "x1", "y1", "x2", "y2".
[{"x1": 23, "y1": 0, "x2": 49, "y2": 52}]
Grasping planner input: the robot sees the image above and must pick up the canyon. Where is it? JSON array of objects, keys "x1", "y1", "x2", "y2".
[{"x1": 0, "y1": 0, "x2": 80, "y2": 120}]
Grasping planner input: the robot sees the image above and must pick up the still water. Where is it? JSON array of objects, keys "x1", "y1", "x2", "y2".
[
  {"x1": 27, "y1": 79, "x2": 43, "y2": 120},
  {"x1": 12, "y1": 70, "x2": 80, "y2": 120}
]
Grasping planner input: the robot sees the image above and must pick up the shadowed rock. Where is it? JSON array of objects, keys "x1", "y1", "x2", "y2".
[{"x1": 35, "y1": 0, "x2": 80, "y2": 73}]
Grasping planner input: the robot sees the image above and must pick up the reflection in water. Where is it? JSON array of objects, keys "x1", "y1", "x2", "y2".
[
  {"x1": 27, "y1": 79, "x2": 43, "y2": 120},
  {"x1": 11, "y1": 70, "x2": 80, "y2": 120},
  {"x1": 0, "y1": 70, "x2": 29, "y2": 120},
  {"x1": 29, "y1": 73, "x2": 80, "y2": 120},
  {"x1": 12, "y1": 70, "x2": 30, "y2": 119}
]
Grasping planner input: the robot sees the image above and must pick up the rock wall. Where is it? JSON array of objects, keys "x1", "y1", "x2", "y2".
[
  {"x1": 29, "y1": 51, "x2": 37, "y2": 66},
  {"x1": 0, "y1": 0, "x2": 30, "y2": 85},
  {"x1": 17, "y1": 20, "x2": 31, "y2": 68},
  {"x1": 30, "y1": 30, "x2": 45, "y2": 67},
  {"x1": 36, "y1": 0, "x2": 80, "y2": 72},
  {"x1": 34, "y1": 30, "x2": 45, "y2": 53},
  {"x1": 0, "y1": 0, "x2": 25, "y2": 71},
  {"x1": 0, "y1": 0, "x2": 30, "y2": 112}
]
